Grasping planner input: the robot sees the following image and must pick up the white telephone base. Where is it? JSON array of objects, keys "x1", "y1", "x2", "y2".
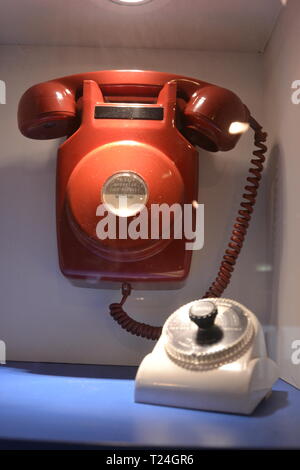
[{"x1": 135, "y1": 298, "x2": 278, "y2": 415}]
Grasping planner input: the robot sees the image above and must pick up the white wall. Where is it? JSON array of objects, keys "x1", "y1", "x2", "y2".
[
  {"x1": 264, "y1": 0, "x2": 300, "y2": 388},
  {"x1": 0, "y1": 45, "x2": 266, "y2": 365}
]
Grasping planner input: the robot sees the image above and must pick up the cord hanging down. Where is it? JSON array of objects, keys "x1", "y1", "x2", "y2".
[{"x1": 109, "y1": 116, "x2": 267, "y2": 340}]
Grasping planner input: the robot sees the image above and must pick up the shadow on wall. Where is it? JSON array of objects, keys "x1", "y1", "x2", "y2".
[
  {"x1": 264, "y1": 143, "x2": 284, "y2": 361},
  {"x1": 0, "y1": 157, "x2": 58, "y2": 278}
]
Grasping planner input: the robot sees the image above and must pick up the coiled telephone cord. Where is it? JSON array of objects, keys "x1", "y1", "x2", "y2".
[{"x1": 109, "y1": 116, "x2": 267, "y2": 340}]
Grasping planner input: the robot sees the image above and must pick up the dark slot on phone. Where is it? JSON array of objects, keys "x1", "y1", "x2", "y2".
[{"x1": 94, "y1": 106, "x2": 164, "y2": 120}]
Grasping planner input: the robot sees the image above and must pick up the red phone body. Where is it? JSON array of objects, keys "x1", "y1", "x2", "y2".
[{"x1": 18, "y1": 70, "x2": 248, "y2": 289}]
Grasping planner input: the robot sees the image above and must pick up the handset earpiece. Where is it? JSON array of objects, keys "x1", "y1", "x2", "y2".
[
  {"x1": 18, "y1": 81, "x2": 77, "y2": 139},
  {"x1": 182, "y1": 85, "x2": 249, "y2": 152}
]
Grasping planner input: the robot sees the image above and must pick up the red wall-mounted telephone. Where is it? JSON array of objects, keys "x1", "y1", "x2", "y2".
[{"x1": 18, "y1": 70, "x2": 267, "y2": 340}]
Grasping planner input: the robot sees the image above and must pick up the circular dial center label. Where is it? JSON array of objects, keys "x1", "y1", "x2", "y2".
[{"x1": 102, "y1": 171, "x2": 148, "y2": 217}]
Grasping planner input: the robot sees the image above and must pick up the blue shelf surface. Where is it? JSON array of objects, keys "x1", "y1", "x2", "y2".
[{"x1": 0, "y1": 361, "x2": 299, "y2": 449}]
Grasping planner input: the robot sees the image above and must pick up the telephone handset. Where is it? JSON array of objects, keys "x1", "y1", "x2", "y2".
[{"x1": 18, "y1": 70, "x2": 267, "y2": 340}]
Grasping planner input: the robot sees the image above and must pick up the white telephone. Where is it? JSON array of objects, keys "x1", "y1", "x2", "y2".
[{"x1": 135, "y1": 298, "x2": 278, "y2": 415}]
